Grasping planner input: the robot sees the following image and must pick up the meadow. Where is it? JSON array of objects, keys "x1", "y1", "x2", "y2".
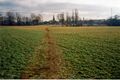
[{"x1": 0, "y1": 26, "x2": 120, "y2": 79}]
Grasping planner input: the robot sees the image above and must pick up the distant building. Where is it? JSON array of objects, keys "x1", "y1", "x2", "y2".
[{"x1": 82, "y1": 19, "x2": 106, "y2": 26}]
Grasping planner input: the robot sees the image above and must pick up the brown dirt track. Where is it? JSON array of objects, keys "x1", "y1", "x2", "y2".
[{"x1": 21, "y1": 27, "x2": 68, "y2": 79}]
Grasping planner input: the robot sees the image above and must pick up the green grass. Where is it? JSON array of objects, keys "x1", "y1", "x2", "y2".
[
  {"x1": 51, "y1": 27, "x2": 120, "y2": 78},
  {"x1": 0, "y1": 27, "x2": 44, "y2": 78},
  {"x1": 0, "y1": 26, "x2": 120, "y2": 79}
]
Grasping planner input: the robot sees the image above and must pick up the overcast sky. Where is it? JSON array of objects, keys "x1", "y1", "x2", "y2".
[{"x1": 0, "y1": 0, "x2": 120, "y2": 20}]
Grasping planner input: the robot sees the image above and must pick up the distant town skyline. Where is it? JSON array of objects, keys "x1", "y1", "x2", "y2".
[{"x1": 0, "y1": 0, "x2": 120, "y2": 20}]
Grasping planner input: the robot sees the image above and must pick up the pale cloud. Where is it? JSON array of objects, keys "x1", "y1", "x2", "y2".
[
  {"x1": 11, "y1": 0, "x2": 120, "y2": 8},
  {"x1": 9, "y1": 0, "x2": 69, "y2": 7},
  {"x1": 0, "y1": 0, "x2": 5, "y2": 2},
  {"x1": 65, "y1": 0, "x2": 120, "y2": 7},
  {"x1": 1, "y1": 0, "x2": 120, "y2": 8},
  {"x1": 0, "y1": 0, "x2": 120, "y2": 20}
]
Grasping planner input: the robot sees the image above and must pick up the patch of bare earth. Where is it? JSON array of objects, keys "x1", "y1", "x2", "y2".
[{"x1": 21, "y1": 27, "x2": 72, "y2": 79}]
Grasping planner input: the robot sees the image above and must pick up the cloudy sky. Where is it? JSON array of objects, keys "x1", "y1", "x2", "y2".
[{"x1": 0, "y1": 0, "x2": 120, "y2": 20}]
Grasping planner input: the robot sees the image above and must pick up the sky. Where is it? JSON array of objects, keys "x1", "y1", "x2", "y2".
[{"x1": 0, "y1": 0, "x2": 120, "y2": 20}]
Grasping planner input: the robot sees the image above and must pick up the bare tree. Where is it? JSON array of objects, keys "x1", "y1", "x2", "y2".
[
  {"x1": 31, "y1": 13, "x2": 36, "y2": 20},
  {"x1": 70, "y1": 9, "x2": 80, "y2": 26},
  {"x1": 31, "y1": 13, "x2": 43, "y2": 25},
  {"x1": 37, "y1": 14, "x2": 43, "y2": 23},
  {"x1": 52, "y1": 15, "x2": 55, "y2": 22},
  {"x1": 0, "y1": 13, "x2": 3, "y2": 25},
  {"x1": 66, "y1": 12, "x2": 72, "y2": 26},
  {"x1": 6, "y1": 11, "x2": 16, "y2": 25},
  {"x1": 57, "y1": 13, "x2": 65, "y2": 26},
  {"x1": 74, "y1": 9, "x2": 79, "y2": 25},
  {"x1": 71, "y1": 10, "x2": 75, "y2": 26},
  {"x1": 16, "y1": 12, "x2": 22, "y2": 25}
]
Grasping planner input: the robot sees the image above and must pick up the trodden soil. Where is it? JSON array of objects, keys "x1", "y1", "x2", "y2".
[{"x1": 21, "y1": 27, "x2": 72, "y2": 79}]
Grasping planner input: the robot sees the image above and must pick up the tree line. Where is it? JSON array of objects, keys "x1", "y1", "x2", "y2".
[
  {"x1": 0, "y1": 12, "x2": 43, "y2": 26},
  {"x1": 106, "y1": 15, "x2": 120, "y2": 26},
  {"x1": 0, "y1": 9, "x2": 120, "y2": 26}
]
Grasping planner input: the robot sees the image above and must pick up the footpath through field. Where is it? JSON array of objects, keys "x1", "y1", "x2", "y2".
[{"x1": 21, "y1": 27, "x2": 71, "y2": 79}]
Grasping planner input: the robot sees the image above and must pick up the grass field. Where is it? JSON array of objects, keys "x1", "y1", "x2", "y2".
[{"x1": 0, "y1": 26, "x2": 120, "y2": 79}]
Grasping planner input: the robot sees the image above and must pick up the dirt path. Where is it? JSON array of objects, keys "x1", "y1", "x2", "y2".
[{"x1": 21, "y1": 27, "x2": 67, "y2": 79}]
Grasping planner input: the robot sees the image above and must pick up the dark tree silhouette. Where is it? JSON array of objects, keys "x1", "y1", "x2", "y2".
[
  {"x1": 6, "y1": 11, "x2": 16, "y2": 25},
  {"x1": 107, "y1": 15, "x2": 120, "y2": 26},
  {"x1": 57, "y1": 13, "x2": 65, "y2": 26}
]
